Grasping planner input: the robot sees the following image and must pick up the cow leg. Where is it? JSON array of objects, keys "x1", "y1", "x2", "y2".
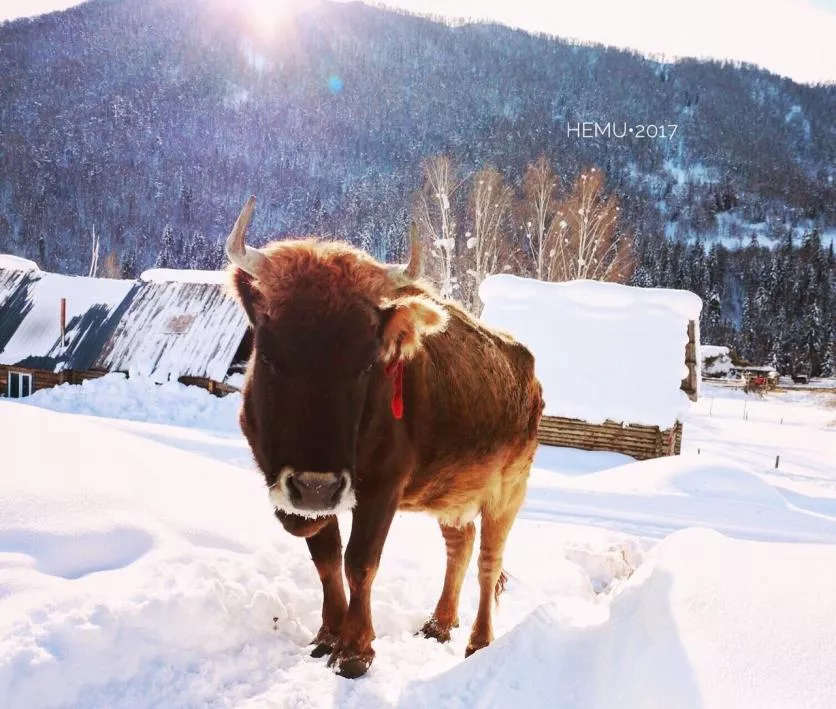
[
  {"x1": 466, "y1": 478, "x2": 528, "y2": 658},
  {"x1": 274, "y1": 512, "x2": 347, "y2": 659},
  {"x1": 327, "y1": 493, "x2": 398, "y2": 679},
  {"x1": 420, "y1": 521, "x2": 475, "y2": 643},
  {"x1": 306, "y1": 518, "x2": 348, "y2": 658}
]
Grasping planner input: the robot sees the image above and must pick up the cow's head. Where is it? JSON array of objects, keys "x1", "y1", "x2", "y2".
[{"x1": 226, "y1": 197, "x2": 447, "y2": 518}]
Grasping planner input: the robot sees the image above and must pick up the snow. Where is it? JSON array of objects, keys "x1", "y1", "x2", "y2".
[
  {"x1": 1, "y1": 376, "x2": 834, "y2": 708},
  {"x1": 140, "y1": 268, "x2": 229, "y2": 285},
  {"x1": 700, "y1": 345, "x2": 729, "y2": 358},
  {"x1": 224, "y1": 372, "x2": 246, "y2": 390},
  {"x1": 479, "y1": 275, "x2": 702, "y2": 427},
  {"x1": 701, "y1": 344, "x2": 733, "y2": 375},
  {"x1": 21, "y1": 373, "x2": 240, "y2": 431},
  {"x1": 663, "y1": 159, "x2": 719, "y2": 187},
  {"x1": 405, "y1": 528, "x2": 836, "y2": 709},
  {"x1": 0, "y1": 253, "x2": 40, "y2": 272},
  {"x1": 0, "y1": 272, "x2": 135, "y2": 369},
  {"x1": 240, "y1": 39, "x2": 268, "y2": 73}
]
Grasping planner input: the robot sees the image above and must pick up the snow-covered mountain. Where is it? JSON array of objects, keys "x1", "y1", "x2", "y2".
[{"x1": 1, "y1": 0, "x2": 834, "y2": 275}]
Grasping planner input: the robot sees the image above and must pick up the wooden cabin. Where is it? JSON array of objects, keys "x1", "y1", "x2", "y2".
[
  {"x1": 0, "y1": 259, "x2": 135, "y2": 398},
  {"x1": 92, "y1": 269, "x2": 250, "y2": 395},
  {"x1": 479, "y1": 276, "x2": 702, "y2": 461},
  {"x1": 0, "y1": 260, "x2": 249, "y2": 399}
]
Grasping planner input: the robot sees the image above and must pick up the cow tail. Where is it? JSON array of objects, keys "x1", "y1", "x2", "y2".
[{"x1": 495, "y1": 569, "x2": 508, "y2": 604}]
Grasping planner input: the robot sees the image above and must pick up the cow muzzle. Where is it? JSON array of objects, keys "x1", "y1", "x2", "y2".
[{"x1": 269, "y1": 468, "x2": 356, "y2": 518}]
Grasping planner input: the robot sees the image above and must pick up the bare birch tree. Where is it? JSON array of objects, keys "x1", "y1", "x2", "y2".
[
  {"x1": 553, "y1": 168, "x2": 635, "y2": 282},
  {"x1": 461, "y1": 165, "x2": 514, "y2": 312},
  {"x1": 413, "y1": 155, "x2": 466, "y2": 299},
  {"x1": 520, "y1": 155, "x2": 562, "y2": 281},
  {"x1": 88, "y1": 225, "x2": 100, "y2": 277}
]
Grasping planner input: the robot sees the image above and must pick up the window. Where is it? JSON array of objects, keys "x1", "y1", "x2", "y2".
[{"x1": 7, "y1": 371, "x2": 33, "y2": 398}]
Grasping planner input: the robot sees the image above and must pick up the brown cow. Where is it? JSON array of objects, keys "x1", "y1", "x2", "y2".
[{"x1": 226, "y1": 196, "x2": 543, "y2": 678}]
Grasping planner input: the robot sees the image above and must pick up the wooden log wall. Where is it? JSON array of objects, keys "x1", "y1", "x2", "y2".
[
  {"x1": 680, "y1": 319, "x2": 699, "y2": 402},
  {"x1": 538, "y1": 415, "x2": 683, "y2": 461},
  {"x1": 0, "y1": 366, "x2": 114, "y2": 397},
  {"x1": 0, "y1": 365, "x2": 69, "y2": 396},
  {"x1": 178, "y1": 375, "x2": 238, "y2": 397}
]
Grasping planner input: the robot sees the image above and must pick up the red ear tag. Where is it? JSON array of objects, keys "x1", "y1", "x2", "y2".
[{"x1": 386, "y1": 359, "x2": 404, "y2": 420}]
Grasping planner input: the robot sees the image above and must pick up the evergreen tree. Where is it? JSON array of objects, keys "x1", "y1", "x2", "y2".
[{"x1": 156, "y1": 224, "x2": 178, "y2": 268}]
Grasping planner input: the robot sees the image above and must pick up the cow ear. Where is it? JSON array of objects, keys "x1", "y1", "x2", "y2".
[
  {"x1": 229, "y1": 268, "x2": 265, "y2": 325},
  {"x1": 379, "y1": 295, "x2": 448, "y2": 362}
]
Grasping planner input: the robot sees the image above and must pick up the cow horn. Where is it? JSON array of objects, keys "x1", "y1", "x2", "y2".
[
  {"x1": 387, "y1": 223, "x2": 423, "y2": 286},
  {"x1": 226, "y1": 195, "x2": 267, "y2": 277}
]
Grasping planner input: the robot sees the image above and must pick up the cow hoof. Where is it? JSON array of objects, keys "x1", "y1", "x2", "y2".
[
  {"x1": 310, "y1": 642, "x2": 333, "y2": 658},
  {"x1": 464, "y1": 641, "x2": 489, "y2": 658},
  {"x1": 310, "y1": 627, "x2": 339, "y2": 658},
  {"x1": 327, "y1": 648, "x2": 374, "y2": 678},
  {"x1": 419, "y1": 616, "x2": 454, "y2": 643}
]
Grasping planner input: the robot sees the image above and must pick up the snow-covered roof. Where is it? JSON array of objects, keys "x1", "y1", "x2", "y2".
[
  {"x1": 141, "y1": 268, "x2": 229, "y2": 285},
  {"x1": 0, "y1": 266, "x2": 35, "y2": 308},
  {"x1": 0, "y1": 271, "x2": 136, "y2": 372},
  {"x1": 701, "y1": 345, "x2": 732, "y2": 375},
  {"x1": 479, "y1": 276, "x2": 702, "y2": 428},
  {"x1": 701, "y1": 345, "x2": 730, "y2": 358},
  {"x1": 0, "y1": 254, "x2": 40, "y2": 272},
  {"x1": 0, "y1": 267, "x2": 40, "y2": 354},
  {"x1": 94, "y1": 280, "x2": 249, "y2": 383}
]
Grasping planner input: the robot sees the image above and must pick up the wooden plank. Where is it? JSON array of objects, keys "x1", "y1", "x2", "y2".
[{"x1": 537, "y1": 413, "x2": 681, "y2": 461}]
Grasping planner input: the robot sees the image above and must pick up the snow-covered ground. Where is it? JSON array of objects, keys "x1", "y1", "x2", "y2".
[{"x1": 1, "y1": 378, "x2": 835, "y2": 707}]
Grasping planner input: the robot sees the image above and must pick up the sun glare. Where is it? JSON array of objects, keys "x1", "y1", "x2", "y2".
[{"x1": 244, "y1": 0, "x2": 294, "y2": 39}]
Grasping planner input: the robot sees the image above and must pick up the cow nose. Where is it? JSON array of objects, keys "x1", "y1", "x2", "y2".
[{"x1": 286, "y1": 471, "x2": 347, "y2": 511}]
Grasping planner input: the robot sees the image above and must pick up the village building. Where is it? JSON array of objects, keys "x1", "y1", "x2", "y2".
[
  {"x1": 0, "y1": 256, "x2": 136, "y2": 397},
  {"x1": 479, "y1": 275, "x2": 702, "y2": 460},
  {"x1": 0, "y1": 258, "x2": 249, "y2": 398},
  {"x1": 701, "y1": 345, "x2": 734, "y2": 378},
  {"x1": 92, "y1": 268, "x2": 250, "y2": 394}
]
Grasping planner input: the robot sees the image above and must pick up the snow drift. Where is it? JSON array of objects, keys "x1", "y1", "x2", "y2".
[
  {"x1": 2, "y1": 371, "x2": 835, "y2": 708},
  {"x1": 404, "y1": 528, "x2": 836, "y2": 709},
  {"x1": 20, "y1": 373, "x2": 240, "y2": 431}
]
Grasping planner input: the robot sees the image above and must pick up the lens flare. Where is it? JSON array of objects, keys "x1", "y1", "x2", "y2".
[{"x1": 244, "y1": 0, "x2": 294, "y2": 39}]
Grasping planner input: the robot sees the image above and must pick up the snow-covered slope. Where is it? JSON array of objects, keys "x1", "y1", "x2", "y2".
[{"x1": 405, "y1": 528, "x2": 836, "y2": 709}]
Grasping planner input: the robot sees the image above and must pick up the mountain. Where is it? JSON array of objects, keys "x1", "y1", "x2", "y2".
[{"x1": 1, "y1": 0, "x2": 835, "y2": 275}]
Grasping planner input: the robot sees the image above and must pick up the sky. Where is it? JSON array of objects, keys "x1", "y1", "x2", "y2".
[{"x1": 1, "y1": 0, "x2": 835, "y2": 84}]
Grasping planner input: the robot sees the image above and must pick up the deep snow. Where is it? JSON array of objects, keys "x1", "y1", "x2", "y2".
[
  {"x1": 140, "y1": 268, "x2": 229, "y2": 284},
  {"x1": 1, "y1": 379, "x2": 835, "y2": 707}
]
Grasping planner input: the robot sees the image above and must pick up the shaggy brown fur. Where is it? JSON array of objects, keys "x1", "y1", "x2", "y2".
[{"x1": 230, "y1": 237, "x2": 543, "y2": 678}]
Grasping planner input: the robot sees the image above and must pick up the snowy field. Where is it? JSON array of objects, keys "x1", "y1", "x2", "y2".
[{"x1": 1, "y1": 377, "x2": 835, "y2": 708}]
